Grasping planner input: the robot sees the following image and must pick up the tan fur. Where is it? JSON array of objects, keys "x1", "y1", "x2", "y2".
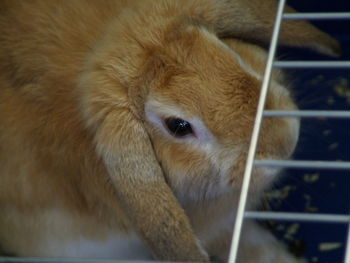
[{"x1": 0, "y1": 0, "x2": 340, "y2": 261}]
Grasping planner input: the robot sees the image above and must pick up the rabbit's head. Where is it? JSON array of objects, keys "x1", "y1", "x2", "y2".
[
  {"x1": 142, "y1": 28, "x2": 298, "y2": 202},
  {"x1": 80, "y1": 0, "x2": 340, "y2": 204}
]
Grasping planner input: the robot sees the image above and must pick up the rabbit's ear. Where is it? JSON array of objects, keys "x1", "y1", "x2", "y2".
[
  {"x1": 192, "y1": 0, "x2": 340, "y2": 56},
  {"x1": 96, "y1": 112, "x2": 208, "y2": 261},
  {"x1": 79, "y1": 72, "x2": 208, "y2": 262}
]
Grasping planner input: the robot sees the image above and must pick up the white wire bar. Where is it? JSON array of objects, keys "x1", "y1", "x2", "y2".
[
  {"x1": 344, "y1": 223, "x2": 350, "y2": 263},
  {"x1": 273, "y1": 61, "x2": 350, "y2": 68},
  {"x1": 227, "y1": 0, "x2": 287, "y2": 263},
  {"x1": 283, "y1": 12, "x2": 350, "y2": 20},
  {"x1": 254, "y1": 160, "x2": 350, "y2": 170},
  {"x1": 245, "y1": 212, "x2": 350, "y2": 223},
  {"x1": 264, "y1": 110, "x2": 350, "y2": 118}
]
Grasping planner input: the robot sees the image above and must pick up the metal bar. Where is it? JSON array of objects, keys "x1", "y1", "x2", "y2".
[
  {"x1": 264, "y1": 110, "x2": 350, "y2": 118},
  {"x1": 245, "y1": 212, "x2": 350, "y2": 223},
  {"x1": 0, "y1": 258, "x2": 135, "y2": 263},
  {"x1": 227, "y1": 1, "x2": 287, "y2": 263},
  {"x1": 254, "y1": 160, "x2": 350, "y2": 170},
  {"x1": 273, "y1": 61, "x2": 350, "y2": 68},
  {"x1": 344, "y1": 222, "x2": 350, "y2": 263},
  {"x1": 283, "y1": 12, "x2": 350, "y2": 20}
]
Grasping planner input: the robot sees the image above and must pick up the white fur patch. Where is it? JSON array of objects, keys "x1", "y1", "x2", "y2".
[
  {"x1": 42, "y1": 233, "x2": 151, "y2": 259},
  {"x1": 1, "y1": 208, "x2": 151, "y2": 259},
  {"x1": 40, "y1": 211, "x2": 152, "y2": 260}
]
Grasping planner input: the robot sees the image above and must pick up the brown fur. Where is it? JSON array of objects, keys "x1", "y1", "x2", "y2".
[{"x1": 0, "y1": 0, "x2": 340, "y2": 261}]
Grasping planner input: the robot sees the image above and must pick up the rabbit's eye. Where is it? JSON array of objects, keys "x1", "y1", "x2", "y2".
[{"x1": 164, "y1": 117, "x2": 193, "y2": 137}]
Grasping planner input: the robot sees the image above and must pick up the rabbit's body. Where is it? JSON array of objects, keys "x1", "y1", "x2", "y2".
[
  {"x1": 0, "y1": 0, "x2": 235, "y2": 259},
  {"x1": 0, "y1": 0, "x2": 340, "y2": 261},
  {"x1": 0, "y1": 0, "x2": 137, "y2": 257}
]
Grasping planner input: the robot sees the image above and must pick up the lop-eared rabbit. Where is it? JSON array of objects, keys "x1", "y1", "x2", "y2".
[{"x1": 0, "y1": 0, "x2": 340, "y2": 262}]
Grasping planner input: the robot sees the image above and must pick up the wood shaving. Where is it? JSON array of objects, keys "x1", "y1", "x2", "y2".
[
  {"x1": 304, "y1": 194, "x2": 318, "y2": 212},
  {"x1": 319, "y1": 242, "x2": 342, "y2": 251},
  {"x1": 332, "y1": 77, "x2": 350, "y2": 103},
  {"x1": 327, "y1": 96, "x2": 335, "y2": 105},
  {"x1": 308, "y1": 75, "x2": 325, "y2": 85},
  {"x1": 303, "y1": 173, "x2": 320, "y2": 183},
  {"x1": 322, "y1": 129, "x2": 332, "y2": 136},
  {"x1": 265, "y1": 185, "x2": 297, "y2": 200},
  {"x1": 311, "y1": 257, "x2": 319, "y2": 262},
  {"x1": 284, "y1": 223, "x2": 300, "y2": 240},
  {"x1": 328, "y1": 142, "x2": 339, "y2": 150}
]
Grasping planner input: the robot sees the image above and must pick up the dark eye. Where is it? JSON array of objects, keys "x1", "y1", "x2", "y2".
[{"x1": 164, "y1": 117, "x2": 194, "y2": 137}]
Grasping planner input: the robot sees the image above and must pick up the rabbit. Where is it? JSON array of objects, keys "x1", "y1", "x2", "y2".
[{"x1": 0, "y1": 0, "x2": 340, "y2": 262}]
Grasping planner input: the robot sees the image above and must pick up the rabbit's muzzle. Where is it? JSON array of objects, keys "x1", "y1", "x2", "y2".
[{"x1": 228, "y1": 86, "x2": 300, "y2": 193}]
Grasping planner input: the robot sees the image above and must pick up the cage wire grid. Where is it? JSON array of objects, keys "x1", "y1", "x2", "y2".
[
  {"x1": 1, "y1": 1, "x2": 350, "y2": 263},
  {"x1": 228, "y1": 1, "x2": 350, "y2": 263}
]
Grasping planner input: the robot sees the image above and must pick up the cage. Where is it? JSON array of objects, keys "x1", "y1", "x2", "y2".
[
  {"x1": 0, "y1": 0, "x2": 350, "y2": 263},
  {"x1": 228, "y1": 1, "x2": 350, "y2": 263}
]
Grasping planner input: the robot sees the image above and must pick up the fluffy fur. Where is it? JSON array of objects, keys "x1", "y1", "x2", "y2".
[{"x1": 0, "y1": 0, "x2": 340, "y2": 262}]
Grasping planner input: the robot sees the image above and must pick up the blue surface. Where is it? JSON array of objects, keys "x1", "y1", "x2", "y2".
[{"x1": 264, "y1": 1, "x2": 350, "y2": 262}]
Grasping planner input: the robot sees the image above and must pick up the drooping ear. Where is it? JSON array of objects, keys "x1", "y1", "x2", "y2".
[
  {"x1": 95, "y1": 109, "x2": 209, "y2": 261},
  {"x1": 187, "y1": 0, "x2": 340, "y2": 56},
  {"x1": 78, "y1": 65, "x2": 208, "y2": 261}
]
